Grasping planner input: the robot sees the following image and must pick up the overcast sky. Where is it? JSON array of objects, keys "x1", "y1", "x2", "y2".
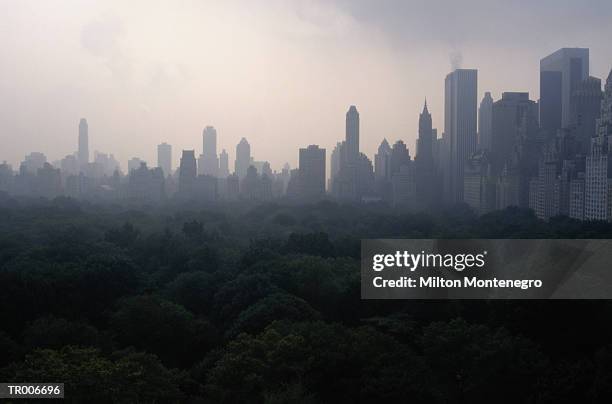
[{"x1": 1, "y1": 0, "x2": 611, "y2": 171}]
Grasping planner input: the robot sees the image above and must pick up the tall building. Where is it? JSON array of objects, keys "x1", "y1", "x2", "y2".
[
  {"x1": 219, "y1": 149, "x2": 230, "y2": 178},
  {"x1": 157, "y1": 143, "x2": 172, "y2": 177},
  {"x1": 444, "y1": 68, "x2": 478, "y2": 203},
  {"x1": 201, "y1": 126, "x2": 219, "y2": 177},
  {"x1": 416, "y1": 101, "x2": 437, "y2": 209},
  {"x1": 78, "y1": 118, "x2": 89, "y2": 169},
  {"x1": 179, "y1": 150, "x2": 197, "y2": 197},
  {"x1": 478, "y1": 92, "x2": 493, "y2": 150},
  {"x1": 374, "y1": 139, "x2": 392, "y2": 180},
  {"x1": 585, "y1": 69, "x2": 612, "y2": 221},
  {"x1": 570, "y1": 76, "x2": 602, "y2": 155},
  {"x1": 463, "y1": 150, "x2": 495, "y2": 215},
  {"x1": 417, "y1": 100, "x2": 434, "y2": 169},
  {"x1": 235, "y1": 138, "x2": 251, "y2": 179},
  {"x1": 345, "y1": 106, "x2": 359, "y2": 163},
  {"x1": 298, "y1": 145, "x2": 326, "y2": 200},
  {"x1": 491, "y1": 92, "x2": 539, "y2": 174},
  {"x1": 540, "y1": 48, "x2": 589, "y2": 132}
]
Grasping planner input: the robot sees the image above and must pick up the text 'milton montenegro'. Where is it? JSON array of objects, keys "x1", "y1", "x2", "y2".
[{"x1": 361, "y1": 239, "x2": 612, "y2": 299}]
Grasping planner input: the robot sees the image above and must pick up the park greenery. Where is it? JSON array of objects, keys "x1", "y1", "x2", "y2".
[{"x1": 2, "y1": 194, "x2": 612, "y2": 402}]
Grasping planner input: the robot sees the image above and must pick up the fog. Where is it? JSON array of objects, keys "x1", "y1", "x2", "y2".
[{"x1": 1, "y1": 0, "x2": 611, "y2": 171}]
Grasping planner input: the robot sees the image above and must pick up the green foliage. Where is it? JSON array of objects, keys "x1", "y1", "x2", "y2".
[
  {"x1": 1, "y1": 200, "x2": 612, "y2": 402},
  {"x1": 109, "y1": 295, "x2": 218, "y2": 368},
  {"x1": 1, "y1": 347, "x2": 185, "y2": 403}
]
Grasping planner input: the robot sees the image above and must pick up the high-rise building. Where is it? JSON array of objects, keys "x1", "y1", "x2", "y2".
[
  {"x1": 478, "y1": 92, "x2": 493, "y2": 150},
  {"x1": 78, "y1": 118, "x2": 89, "y2": 169},
  {"x1": 570, "y1": 76, "x2": 602, "y2": 155},
  {"x1": 201, "y1": 126, "x2": 219, "y2": 177},
  {"x1": 463, "y1": 150, "x2": 495, "y2": 215},
  {"x1": 179, "y1": 150, "x2": 197, "y2": 197},
  {"x1": 491, "y1": 92, "x2": 538, "y2": 175},
  {"x1": 374, "y1": 139, "x2": 392, "y2": 180},
  {"x1": 298, "y1": 145, "x2": 326, "y2": 200},
  {"x1": 157, "y1": 143, "x2": 172, "y2": 177},
  {"x1": 219, "y1": 149, "x2": 230, "y2": 178},
  {"x1": 416, "y1": 101, "x2": 437, "y2": 209},
  {"x1": 417, "y1": 100, "x2": 434, "y2": 169},
  {"x1": 390, "y1": 140, "x2": 411, "y2": 175},
  {"x1": 346, "y1": 106, "x2": 359, "y2": 163},
  {"x1": 585, "y1": 69, "x2": 612, "y2": 221},
  {"x1": 235, "y1": 138, "x2": 251, "y2": 179},
  {"x1": 540, "y1": 48, "x2": 589, "y2": 132},
  {"x1": 444, "y1": 68, "x2": 478, "y2": 203}
]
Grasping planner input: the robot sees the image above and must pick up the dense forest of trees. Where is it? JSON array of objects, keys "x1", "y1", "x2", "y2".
[{"x1": 2, "y1": 194, "x2": 612, "y2": 402}]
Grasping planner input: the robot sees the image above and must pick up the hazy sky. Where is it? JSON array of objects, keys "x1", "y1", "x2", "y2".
[{"x1": 1, "y1": 0, "x2": 612, "y2": 171}]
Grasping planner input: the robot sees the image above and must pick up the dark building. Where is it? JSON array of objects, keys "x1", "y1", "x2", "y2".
[
  {"x1": 478, "y1": 92, "x2": 493, "y2": 150},
  {"x1": 415, "y1": 101, "x2": 437, "y2": 209},
  {"x1": 298, "y1": 145, "x2": 326, "y2": 200},
  {"x1": 444, "y1": 68, "x2": 478, "y2": 203},
  {"x1": 570, "y1": 76, "x2": 602, "y2": 155},
  {"x1": 346, "y1": 105, "x2": 359, "y2": 163},
  {"x1": 540, "y1": 48, "x2": 589, "y2": 136},
  {"x1": 179, "y1": 150, "x2": 197, "y2": 197},
  {"x1": 128, "y1": 162, "x2": 165, "y2": 202}
]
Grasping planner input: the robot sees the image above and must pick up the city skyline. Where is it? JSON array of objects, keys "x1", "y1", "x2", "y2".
[{"x1": 2, "y1": 1, "x2": 612, "y2": 170}]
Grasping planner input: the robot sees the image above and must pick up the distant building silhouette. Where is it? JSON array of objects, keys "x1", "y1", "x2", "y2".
[
  {"x1": 298, "y1": 145, "x2": 326, "y2": 200},
  {"x1": 570, "y1": 76, "x2": 603, "y2": 155},
  {"x1": 219, "y1": 149, "x2": 230, "y2": 178},
  {"x1": 478, "y1": 92, "x2": 493, "y2": 150},
  {"x1": 346, "y1": 105, "x2": 359, "y2": 163},
  {"x1": 128, "y1": 162, "x2": 165, "y2": 202},
  {"x1": 444, "y1": 68, "x2": 478, "y2": 203},
  {"x1": 157, "y1": 143, "x2": 172, "y2": 177},
  {"x1": 540, "y1": 48, "x2": 589, "y2": 135},
  {"x1": 200, "y1": 126, "x2": 219, "y2": 177},
  {"x1": 235, "y1": 138, "x2": 251, "y2": 179},
  {"x1": 78, "y1": 118, "x2": 89, "y2": 170},
  {"x1": 179, "y1": 150, "x2": 197, "y2": 197},
  {"x1": 490, "y1": 92, "x2": 539, "y2": 208},
  {"x1": 415, "y1": 100, "x2": 438, "y2": 209},
  {"x1": 585, "y1": 69, "x2": 612, "y2": 220}
]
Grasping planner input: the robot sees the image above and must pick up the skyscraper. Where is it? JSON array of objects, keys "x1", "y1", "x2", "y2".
[
  {"x1": 491, "y1": 92, "x2": 538, "y2": 174},
  {"x1": 235, "y1": 138, "x2": 251, "y2": 179},
  {"x1": 201, "y1": 126, "x2": 219, "y2": 177},
  {"x1": 417, "y1": 100, "x2": 434, "y2": 169},
  {"x1": 345, "y1": 105, "x2": 359, "y2": 162},
  {"x1": 540, "y1": 48, "x2": 589, "y2": 133},
  {"x1": 78, "y1": 118, "x2": 89, "y2": 169},
  {"x1": 157, "y1": 142, "x2": 172, "y2": 177},
  {"x1": 298, "y1": 145, "x2": 326, "y2": 200},
  {"x1": 179, "y1": 150, "x2": 197, "y2": 196},
  {"x1": 219, "y1": 149, "x2": 230, "y2": 178},
  {"x1": 374, "y1": 139, "x2": 392, "y2": 180},
  {"x1": 444, "y1": 68, "x2": 478, "y2": 203},
  {"x1": 490, "y1": 92, "x2": 539, "y2": 208},
  {"x1": 416, "y1": 100, "x2": 437, "y2": 209},
  {"x1": 585, "y1": 69, "x2": 612, "y2": 221},
  {"x1": 478, "y1": 92, "x2": 493, "y2": 150},
  {"x1": 570, "y1": 76, "x2": 603, "y2": 155}
]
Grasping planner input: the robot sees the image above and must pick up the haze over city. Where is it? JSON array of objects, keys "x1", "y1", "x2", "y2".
[{"x1": 2, "y1": 0, "x2": 612, "y2": 170}]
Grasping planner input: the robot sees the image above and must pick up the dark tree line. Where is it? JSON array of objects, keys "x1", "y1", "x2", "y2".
[{"x1": 2, "y1": 196, "x2": 612, "y2": 402}]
